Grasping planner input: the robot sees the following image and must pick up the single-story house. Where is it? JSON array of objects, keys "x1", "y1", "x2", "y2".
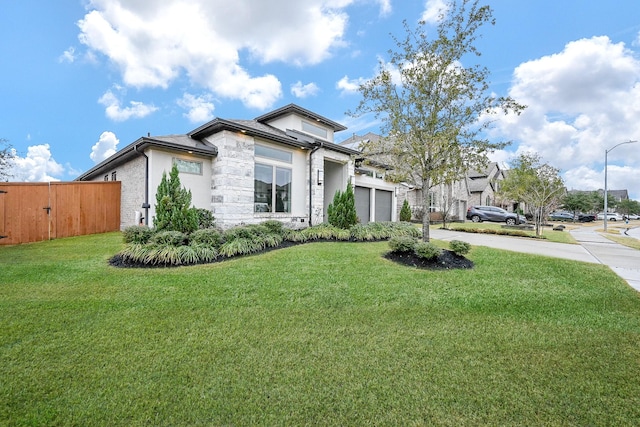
[{"x1": 77, "y1": 104, "x2": 399, "y2": 229}]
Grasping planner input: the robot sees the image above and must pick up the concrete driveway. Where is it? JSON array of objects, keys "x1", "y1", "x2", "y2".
[{"x1": 430, "y1": 224, "x2": 640, "y2": 292}]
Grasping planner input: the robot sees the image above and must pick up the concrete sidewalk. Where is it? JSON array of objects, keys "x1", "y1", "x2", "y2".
[{"x1": 430, "y1": 225, "x2": 640, "y2": 291}]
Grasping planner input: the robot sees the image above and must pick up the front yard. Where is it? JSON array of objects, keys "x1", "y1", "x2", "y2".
[{"x1": 1, "y1": 232, "x2": 639, "y2": 425}]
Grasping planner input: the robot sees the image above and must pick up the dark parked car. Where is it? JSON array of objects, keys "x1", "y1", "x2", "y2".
[
  {"x1": 466, "y1": 206, "x2": 526, "y2": 225},
  {"x1": 577, "y1": 213, "x2": 596, "y2": 222},
  {"x1": 548, "y1": 211, "x2": 575, "y2": 221}
]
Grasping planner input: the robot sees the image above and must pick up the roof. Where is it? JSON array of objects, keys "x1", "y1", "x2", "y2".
[
  {"x1": 76, "y1": 136, "x2": 218, "y2": 181},
  {"x1": 77, "y1": 105, "x2": 359, "y2": 181},
  {"x1": 254, "y1": 103, "x2": 347, "y2": 131},
  {"x1": 189, "y1": 118, "x2": 359, "y2": 156}
]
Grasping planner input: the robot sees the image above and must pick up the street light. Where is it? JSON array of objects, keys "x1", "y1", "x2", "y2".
[{"x1": 604, "y1": 140, "x2": 638, "y2": 232}]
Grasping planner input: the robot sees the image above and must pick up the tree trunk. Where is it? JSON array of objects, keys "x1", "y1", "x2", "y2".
[{"x1": 422, "y1": 188, "x2": 431, "y2": 242}]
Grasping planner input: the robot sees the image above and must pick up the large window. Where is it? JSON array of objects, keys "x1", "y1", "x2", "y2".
[
  {"x1": 254, "y1": 144, "x2": 293, "y2": 213},
  {"x1": 254, "y1": 164, "x2": 291, "y2": 213}
]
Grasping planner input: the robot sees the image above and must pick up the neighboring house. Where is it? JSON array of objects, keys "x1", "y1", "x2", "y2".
[
  {"x1": 77, "y1": 104, "x2": 400, "y2": 230},
  {"x1": 466, "y1": 162, "x2": 506, "y2": 208},
  {"x1": 340, "y1": 133, "x2": 519, "y2": 222},
  {"x1": 604, "y1": 189, "x2": 629, "y2": 203}
]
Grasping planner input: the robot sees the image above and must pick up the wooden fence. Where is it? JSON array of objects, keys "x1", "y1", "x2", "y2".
[{"x1": 0, "y1": 181, "x2": 121, "y2": 245}]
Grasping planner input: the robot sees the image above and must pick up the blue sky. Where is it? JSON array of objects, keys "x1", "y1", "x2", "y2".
[{"x1": 2, "y1": 0, "x2": 640, "y2": 200}]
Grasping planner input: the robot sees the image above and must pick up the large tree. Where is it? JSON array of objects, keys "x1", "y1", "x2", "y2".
[
  {"x1": 499, "y1": 153, "x2": 565, "y2": 237},
  {"x1": 351, "y1": 0, "x2": 524, "y2": 241},
  {"x1": 0, "y1": 139, "x2": 15, "y2": 182}
]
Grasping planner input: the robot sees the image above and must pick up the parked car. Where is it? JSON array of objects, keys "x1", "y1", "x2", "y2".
[
  {"x1": 577, "y1": 213, "x2": 596, "y2": 222},
  {"x1": 623, "y1": 213, "x2": 640, "y2": 220},
  {"x1": 596, "y1": 212, "x2": 624, "y2": 221},
  {"x1": 466, "y1": 206, "x2": 526, "y2": 225},
  {"x1": 548, "y1": 211, "x2": 575, "y2": 221}
]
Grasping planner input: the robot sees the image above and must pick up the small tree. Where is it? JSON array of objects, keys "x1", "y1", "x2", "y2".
[
  {"x1": 327, "y1": 182, "x2": 358, "y2": 229},
  {"x1": 618, "y1": 199, "x2": 640, "y2": 218},
  {"x1": 0, "y1": 139, "x2": 15, "y2": 182},
  {"x1": 561, "y1": 192, "x2": 593, "y2": 221},
  {"x1": 153, "y1": 164, "x2": 199, "y2": 234},
  {"x1": 400, "y1": 199, "x2": 412, "y2": 222},
  {"x1": 499, "y1": 153, "x2": 565, "y2": 237},
  {"x1": 351, "y1": 0, "x2": 524, "y2": 242}
]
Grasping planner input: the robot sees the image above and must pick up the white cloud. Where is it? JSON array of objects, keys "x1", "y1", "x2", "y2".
[
  {"x1": 98, "y1": 89, "x2": 158, "y2": 121},
  {"x1": 376, "y1": 0, "x2": 391, "y2": 16},
  {"x1": 336, "y1": 75, "x2": 367, "y2": 94},
  {"x1": 488, "y1": 36, "x2": 640, "y2": 199},
  {"x1": 59, "y1": 47, "x2": 76, "y2": 63},
  {"x1": 76, "y1": 0, "x2": 364, "y2": 110},
  {"x1": 177, "y1": 93, "x2": 215, "y2": 123},
  {"x1": 90, "y1": 131, "x2": 119, "y2": 164},
  {"x1": 291, "y1": 81, "x2": 320, "y2": 98},
  {"x1": 9, "y1": 144, "x2": 64, "y2": 182},
  {"x1": 421, "y1": 0, "x2": 448, "y2": 24}
]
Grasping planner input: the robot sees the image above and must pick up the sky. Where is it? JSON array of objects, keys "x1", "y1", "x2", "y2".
[{"x1": 2, "y1": 0, "x2": 640, "y2": 200}]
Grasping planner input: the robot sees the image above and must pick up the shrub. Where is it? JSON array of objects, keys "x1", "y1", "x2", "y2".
[
  {"x1": 262, "y1": 220, "x2": 284, "y2": 235},
  {"x1": 449, "y1": 240, "x2": 471, "y2": 256},
  {"x1": 327, "y1": 182, "x2": 358, "y2": 229},
  {"x1": 153, "y1": 164, "x2": 199, "y2": 234},
  {"x1": 350, "y1": 224, "x2": 375, "y2": 241},
  {"x1": 189, "y1": 228, "x2": 223, "y2": 248},
  {"x1": 122, "y1": 225, "x2": 153, "y2": 244},
  {"x1": 414, "y1": 241, "x2": 442, "y2": 260},
  {"x1": 151, "y1": 230, "x2": 188, "y2": 246},
  {"x1": 400, "y1": 199, "x2": 412, "y2": 222},
  {"x1": 388, "y1": 236, "x2": 417, "y2": 253},
  {"x1": 195, "y1": 208, "x2": 216, "y2": 229}
]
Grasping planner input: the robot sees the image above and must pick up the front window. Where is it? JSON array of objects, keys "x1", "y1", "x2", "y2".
[{"x1": 254, "y1": 163, "x2": 291, "y2": 213}]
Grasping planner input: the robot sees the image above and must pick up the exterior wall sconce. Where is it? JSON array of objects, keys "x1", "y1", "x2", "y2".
[{"x1": 317, "y1": 169, "x2": 324, "y2": 185}]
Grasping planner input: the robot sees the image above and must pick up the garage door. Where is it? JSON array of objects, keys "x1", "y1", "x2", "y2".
[
  {"x1": 355, "y1": 186, "x2": 370, "y2": 224},
  {"x1": 375, "y1": 189, "x2": 392, "y2": 222}
]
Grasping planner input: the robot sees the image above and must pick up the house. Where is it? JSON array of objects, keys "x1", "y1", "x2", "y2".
[
  {"x1": 76, "y1": 104, "x2": 400, "y2": 229},
  {"x1": 467, "y1": 162, "x2": 509, "y2": 208},
  {"x1": 339, "y1": 133, "x2": 518, "y2": 222}
]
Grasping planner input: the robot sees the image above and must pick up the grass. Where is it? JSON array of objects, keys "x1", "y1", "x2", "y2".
[
  {"x1": 440, "y1": 222, "x2": 578, "y2": 244},
  {"x1": 2, "y1": 232, "x2": 640, "y2": 425},
  {"x1": 604, "y1": 234, "x2": 640, "y2": 250}
]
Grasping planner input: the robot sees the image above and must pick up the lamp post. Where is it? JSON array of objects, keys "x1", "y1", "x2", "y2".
[{"x1": 604, "y1": 140, "x2": 638, "y2": 232}]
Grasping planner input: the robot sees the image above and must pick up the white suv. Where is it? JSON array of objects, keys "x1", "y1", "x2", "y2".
[{"x1": 596, "y1": 212, "x2": 623, "y2": 221}]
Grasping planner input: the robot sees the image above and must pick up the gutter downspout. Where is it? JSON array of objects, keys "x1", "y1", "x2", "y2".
[
  {"x1": 308, "y1": 142, "x2": 323, "y2": 226},
  {"x1": 134, "y1": 143, "x2": 150, "y2": 226}
]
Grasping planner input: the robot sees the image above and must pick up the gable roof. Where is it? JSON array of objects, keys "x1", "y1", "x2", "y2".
[
  {"x1": 76, "y1": 135, "x2": 218, "y2": 181},
  {"x1": 254, "y1": 103, "x2": 347, "y2": 131}
]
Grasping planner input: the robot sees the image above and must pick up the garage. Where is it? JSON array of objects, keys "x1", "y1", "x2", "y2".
[
  {"x1": 375, "y1": 189, "x2": 392, "y2": 222},
  {"x1": 355, "y1": 186, "x2": 371, "y2": 224}
]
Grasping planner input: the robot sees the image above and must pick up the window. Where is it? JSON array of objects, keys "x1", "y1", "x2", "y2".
[
  {"x1": 254, "y1": 163, "x2": 291, "y2": 213},
  {"x1": 255, "y1": 144, "x2": 292, "y2": 163},
  {"x1": 173, "y1": 158, "x2": 203, "y2": 175},
  {"x1": 104, "y1": 175, "x2": 109, "y2": 182},
  {"x1": 301, "y1": 120, "x2": 328, "y2": 139},
  {"x1": 111, "y1": 171, "x2": 117, "y2": 181}
]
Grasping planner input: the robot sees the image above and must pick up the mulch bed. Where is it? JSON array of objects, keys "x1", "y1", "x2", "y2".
[{"x1": 384, "y1": 249, "x2": 474, "y2": 270}]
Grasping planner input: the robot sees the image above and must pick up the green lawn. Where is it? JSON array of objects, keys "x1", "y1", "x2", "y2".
[
  {"x1": 2, "y1": 232, "x2": 640, "y2": 425},
  {"x1": 442, "y1": 222, "x2": 578, "y2": 244}
]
